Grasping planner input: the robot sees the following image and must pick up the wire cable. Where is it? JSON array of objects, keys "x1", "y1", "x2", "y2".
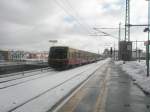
[
  {"x1": 63, "y1": 0, "x2": 94, "y2": 33},
  {"x1": 53, "y1": 0, "x2": 92, "y2": 34}
]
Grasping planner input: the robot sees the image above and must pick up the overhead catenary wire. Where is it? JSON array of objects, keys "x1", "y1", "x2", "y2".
[
  {"x1": 63, "y1": 0, "x2": 94, "y2": 33},
  {"x1": 93, "y1": 27, "x2": 119, "y2": 39},
  {"x1": 53, "y1": 0, "x2": 92, "y2": 34},
  {"x1": 54, "y1": 0, "x2": 119, "y2": 39},
  {"x1": 94, "y1": 27, "x2": 125, "y2": 29}
]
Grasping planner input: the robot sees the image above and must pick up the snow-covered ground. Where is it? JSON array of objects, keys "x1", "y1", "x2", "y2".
[
  {"x1": 0, "y1": 68, "x2": 53, "y2": 83},
  {"x1": 0, "y1": 59, "x2": 110, "y2": 112},
  {"x1": 115, "y1": 60, "x2": 150, "y2": 94}
]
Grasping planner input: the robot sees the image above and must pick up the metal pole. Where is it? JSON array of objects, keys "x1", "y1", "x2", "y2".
[
  {"x1": 125, "y1": 0, "x2": 127, "y2": 41},
  {"x1": 125, "y1": 0, "x2": 130, "y2": 41},
  {"x1": 118, "y1": 23, "x2": 121, "y2": 60},
  {"x1": 136, "y1": 40, "x2": 137, "y2": 60},
  {"x1": 147, "y1": 0, "x2": 150, "y2": 77},
  {"x1": 128, "y1": 0, "x2": 130, "y2": 41},
  {"x1": 119, "y1": 23, "x2": 121, "y2": 41},
  {"x1": 148, "y1": 0, "x2": 150, "y2": 77},
  {"x1": 138, "y1": 50, "x2": 141, "y2": 62},
  {"x1": 114, "y1": 42, "x2": 115, "y2": 60}
]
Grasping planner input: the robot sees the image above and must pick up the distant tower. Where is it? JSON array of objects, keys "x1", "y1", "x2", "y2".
[
  {"x1": 125, "y1": 0, "x2": 130, "y2": 41},
  {"x1": 118, "y1": 0, "x2": 132, "y2": 61}
]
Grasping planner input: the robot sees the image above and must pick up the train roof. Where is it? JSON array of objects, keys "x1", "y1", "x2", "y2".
[
  {"x1": 50, "y1": 46, "x2": 100, "y2": 55},
  {"x1": 50, "y1": 46, "x2": 68, "y2": 48}
]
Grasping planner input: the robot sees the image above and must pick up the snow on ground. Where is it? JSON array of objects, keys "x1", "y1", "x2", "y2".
[
  {"x1": 0, "y1": 59, "x2": 110, "y2": 112},
  {"x1": 0, "y1": 68, "x2": 52, "y2": 81},
  {"x1": 0, "y1": 70, "x2": 57, "y2": 89},
  {"x1": 115, "y1": 60, "x2": 150, "y2": 94}
]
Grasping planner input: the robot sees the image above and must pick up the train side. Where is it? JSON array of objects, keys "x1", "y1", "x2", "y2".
[{"x1": 48, "y1": 46, "x2": 101, "y2": 69}]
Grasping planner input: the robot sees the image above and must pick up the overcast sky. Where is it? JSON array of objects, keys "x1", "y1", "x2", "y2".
[{"x1": 0, "y1": 0, "x2": 148, "y2": 53}]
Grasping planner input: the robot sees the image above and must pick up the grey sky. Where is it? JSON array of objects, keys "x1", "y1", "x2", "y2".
[{"x1": 0, "y1": 0, "x2": 148, "y2": 53}]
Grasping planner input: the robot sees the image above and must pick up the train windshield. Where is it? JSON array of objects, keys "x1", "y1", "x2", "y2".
[{"x1": 50, "y1": 47, "x2": 68, "y2": 59}]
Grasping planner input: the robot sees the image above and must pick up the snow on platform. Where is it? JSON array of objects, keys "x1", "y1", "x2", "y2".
[
  {"x1": 0, "y1": 59, "x2": 110, "y2": 112},
  {"x1": 115, "y1": 60, "x2": 150, "y2": 94}
]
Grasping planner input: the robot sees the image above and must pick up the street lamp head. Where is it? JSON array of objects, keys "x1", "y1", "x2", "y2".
[
  {"x1": 144, "y1": 28, "x2": 149, "y2": 32},
  {"x1": 49, "y1": 40, "x2": 58, "y2": 43}
]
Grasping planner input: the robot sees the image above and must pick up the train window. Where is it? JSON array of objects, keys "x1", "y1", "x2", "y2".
[
  {"x1": 75, "y1": 53, "x2": 77, "y2": 58},
  {"x1": 68, "y1": 52, "x2": 70, "y2": 57},
  {"x1": 69, "y1": 52, "x2": 72, "y2": 58},
  {"x1": 73, "y1": 52, "x2": 75, "y2": 57},
  {"x1": 78, "y1": 53, "x2": 80, "y2": 58},
  {"x1": 72, "y1": 53, "x2": 74, "y2": 58},
  {"x1": 76, "y1": 53, "x2": 78, "y2": 57},
  {"x1": 50, "y1": 48, "x2": 67, "y2": 59}
]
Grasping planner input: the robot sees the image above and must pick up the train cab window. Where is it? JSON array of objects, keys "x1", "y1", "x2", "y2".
[{"x1": 50, "y1": 47, "x2": 68, "y2": 59}]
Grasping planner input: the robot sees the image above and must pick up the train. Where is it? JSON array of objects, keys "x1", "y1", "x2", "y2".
[{"x1": 48, "y1": 46, "x2": 101, "y2": 69}]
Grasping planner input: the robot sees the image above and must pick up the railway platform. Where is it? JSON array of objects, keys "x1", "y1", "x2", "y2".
[{"x1": 54, "y1": 61, "x2": 150, "y2": 112}]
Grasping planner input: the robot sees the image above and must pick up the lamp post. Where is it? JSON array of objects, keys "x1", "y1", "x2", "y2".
[
  {"x1": 144, "y1": 0, "x2": 150, "y2": 77},
  {"x1": 147, "y1": 0, "x2": 150, "y2": 77},
  {"x1": 118, "y1": 23, "x2": 121, "y2": 60}
]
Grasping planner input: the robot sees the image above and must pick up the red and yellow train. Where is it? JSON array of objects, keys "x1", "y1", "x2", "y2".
[{"x1": 48, "y1": 46, "x2": 101, "y2": 69}]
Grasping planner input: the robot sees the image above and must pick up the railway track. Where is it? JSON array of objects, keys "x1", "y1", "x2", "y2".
[
  {"x1": 0, "y1": 59, "x2": 110, "y2": 112},
  {"x1": 7, "y1": 65, "x2": 100, "y2": 112},
  {"x1": 0, "y1": 68, "x2": 56, "y2": 89},
  {"x1": 0, "y1": 64, "x2": 95, "y2": 89}
]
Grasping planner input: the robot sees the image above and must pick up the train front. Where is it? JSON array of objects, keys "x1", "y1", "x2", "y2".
[{"x1": 48, "y1": 46, "x2": 69, "y2": 69}]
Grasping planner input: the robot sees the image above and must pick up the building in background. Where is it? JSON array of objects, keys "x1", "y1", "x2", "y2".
[
  {"x1": 25, "y1": 51, "x2": 48, "y2": 62},
  {"x1": 118, "y1": 41, "x2": 132, "y2": 61},
  {"x1": 10, "y1": 51, "x2": 26, "y2": 61},
  {"x1": 0, "y1": 50, "x2": 48, "y2": 62},
  {"x1": 0, "y1": 50, "x2": 11, "y2": 62}
]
